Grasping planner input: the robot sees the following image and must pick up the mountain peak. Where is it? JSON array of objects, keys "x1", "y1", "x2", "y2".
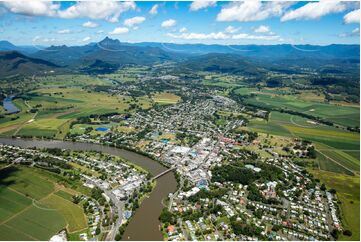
[
  {"x1": 98, "y1": 37, "x2": 121, "y2": 47},
  {"x1": 0, "y1": 40, "x2": 17, "y2": 50}
]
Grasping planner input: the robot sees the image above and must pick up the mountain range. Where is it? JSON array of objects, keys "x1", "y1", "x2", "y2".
[
  {"x1": 0, "y1": 37, "x2": 359, "y2": 78},
  {"x1": 0, "y1": 51, "x2": 60, "y2": 78}
]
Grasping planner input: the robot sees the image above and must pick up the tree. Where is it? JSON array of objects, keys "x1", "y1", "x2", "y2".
[
  {"x1": 159, "y1": 208, "x2": 175, "y2": 224},
  {"x1": 95, "y1": 226, "x2": 101, "y2": 235},
  {"x1": 331, "y1": 229, "x2": 339, "y2": 239},
  {"x1": 343, "y1": 230, "x2": 352, "y2": 237},
  {"x1": 320, "y1": 183, "x2": 326, "y2": 191},
  {"x1": 115, "y1": 233, "x2": 122, "y2": 241}
]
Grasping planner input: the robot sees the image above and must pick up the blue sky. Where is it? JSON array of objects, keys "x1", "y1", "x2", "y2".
[{"x1": 0, "y1": 1, "x2": 359, "y2": 46}]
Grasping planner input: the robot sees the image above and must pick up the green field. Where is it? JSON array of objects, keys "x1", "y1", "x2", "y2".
[
  {"x1": 152, "y1": 92, "x2": 181, "y2": 104},
  {"x1": 42, "y1": 194, "x2": 87, "y2": 233},
  {"x1": 235, "y1": 87, "x2": 360, "y2": 127},
  {"x1": 0, "y1": 166, "x2": 88, "y2": 240},
  {"x1": 311, "y1": 170, "x2": 360, "y2": 241},
  {"x1": 243, "y1": 109, "x2": 359, "y2": 240},
  {"x1": 244, "y1": 111, "x2": 359, "y2": 175},
  {"x1": 0, "y1": 84, "x2": 153, "y2": 138}
]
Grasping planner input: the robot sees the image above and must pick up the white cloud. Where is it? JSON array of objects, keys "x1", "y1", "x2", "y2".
[
  {"x1": 97, "y1": 30, "x2": 104, "y2": 34},
  {"x1": 339, "y1": 27, "x2": 360, "y2": 37},
  {"x1": 124, "y1": 16, "x2": 145, "y2": 27},
  {"x1": 232, "y1": 33, "x2": 281, "y2": 41},
  {"x1": 179, "y1": 27, "x2": 188, "y2": 33},
  {"x1": 149, "y1": 4, "x2": 158, "y2": 15},
  {"x1": 57, "y1": 29, "x2": 71, "y2": 34},
  {"x1": 281, "y1": 1, "x2": 346, "y2": 22},
  {"x1": 82, "y1": 36, "x2": 91, "y2": 42},
  {"x1": 109, "y1": 27, "x2": 129, "y2": 35},
  {"x1": 33, "y1": 36, "x2": 56, "y2": 43},
  {"x1": 58, "y1": 1, "x2": 136, "y2": 22},
  {"x1": 254, "y1": 25, "x2": 270, "y2": 33},
  {"x1": 352, "y1": 27, "x2": 360, "y2": 34},
  {"x1": 343, "y1": 9, "x2": 360, "y2": 24},
  {"x1": 161, "y1": 19, "x2": 176, "y2": 28},
  {"x1": 217, "y1": 1, "x2": 293, "y2": 22},
  {"x1": 167, "y1": 32, "x2": 229, "y2": 40},
  {"x1": 3, "y1": 1, "x2": 136, "y2": 23},
  {"x1": 225, "y1": 26, "x2": 240, "y2": 34},
  {"x1": 190, "y1": 1, "x2": 217, "y2": 12},
  {"x1": 82, "y1": 21, "x2": 98, "y2": 28},
  {"x1": 3, "y1": 1, "x2": 60, "y2": 17}
]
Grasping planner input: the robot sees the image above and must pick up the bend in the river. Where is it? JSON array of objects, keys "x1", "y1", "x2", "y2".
[{"x1": 0, "y1": 138, "x2": 177, "y2": 241}]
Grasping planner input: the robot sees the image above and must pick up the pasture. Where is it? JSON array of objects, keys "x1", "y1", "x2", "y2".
[
  {"x1": 42, "y1": 194, "x2": 87, "y2": 233},
  {"x1": 152, "y1": 92, "x2": 181, "y2": 104},
  {"x1": 244, "y1": 111, "x2": 359, "y2": 175},
  {"x1": 0, "y1": 166, "x2": 88, "y2": 240},
  {"x1": 0, "y1": 84, "x2": 153, "y2": 138},
  {"x1": 310, "y1": 170, "x2": 360, "y2": 241},
  {"x1": 238, "y1": 88, "x2": 360, "y2": 127}
]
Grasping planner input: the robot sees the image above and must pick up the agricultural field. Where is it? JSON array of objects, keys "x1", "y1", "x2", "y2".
[
  {"x1": 234, "y1": 87, "x2": 360, "y2": 127},
  {"x1": 0, "y1": 166, "x2": 88, "y2": 240},
  {"x1": 0, "y1": 79, "x2": 154, "y2": 138},
  {"x1": 152, "y1": 92, "x2": 181, "y2": 105},
  {"x1": 243, "y1": 111, "x2": 359, "y2": 175},
  {"x1": 310, "y1": 170, "x2": 360, "y2": 241}
]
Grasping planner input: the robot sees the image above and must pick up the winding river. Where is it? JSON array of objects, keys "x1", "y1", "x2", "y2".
[
  {"x1": 2, "y1": 96, "x2": 20, "y2": 114},
  {"x1": 0, "y1": 138, "x2": 177, "y2": 241}
]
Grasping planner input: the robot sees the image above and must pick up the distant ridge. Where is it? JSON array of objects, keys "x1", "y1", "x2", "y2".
[
  {"x1": 0, "y1": 38, "x2": 359, "y2": 76},
  {"x1": 0, "y1": 51, "x2": 60, "y2": 77}
]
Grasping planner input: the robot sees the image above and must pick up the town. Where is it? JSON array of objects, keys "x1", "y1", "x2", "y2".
[
  {"x1": 63, "y1": 88, "x2": 344, "y2": 241},
  {"x1": 0, "y1": 144, "x2": 152, "y2": 241}
]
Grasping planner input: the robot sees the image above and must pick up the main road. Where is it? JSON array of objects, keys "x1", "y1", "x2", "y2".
[{"x1": 0, "y1": 138, "x2": 177, "y2": 241}]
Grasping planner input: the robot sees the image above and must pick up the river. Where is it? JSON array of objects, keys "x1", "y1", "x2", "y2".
[
  {"x1": 0, "y1": 138, "x2": 177, "y2": 241},
  {"x1": 2, "y1": 96, "x2": 20, "y2": 114}
]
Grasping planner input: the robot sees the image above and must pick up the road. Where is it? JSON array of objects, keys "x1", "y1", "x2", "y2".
[{"x1": 83, "y1": 177, "x2": 124, "y2": 241}]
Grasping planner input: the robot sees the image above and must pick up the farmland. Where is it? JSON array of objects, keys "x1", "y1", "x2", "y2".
[
  {"x1": 242, "y1": 111, "x2": 359, "y2": 172},
  {"x1": 0, "y1": 166, "x2": 88, "y2": 240},
  {"x1": 234, "y1": 87, "x2": 360, "y2": 128},
  {"x1": 0, "y1": 75, "x2": 155, "y2": 138},
  {"x1": 152, "y1": 92, "x2": 181, "y2": 105},
  {"x1": 310, "y1": 170, "x2": 360, "y2": 241}
]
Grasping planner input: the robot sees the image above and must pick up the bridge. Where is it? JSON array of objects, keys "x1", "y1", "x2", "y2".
[{"x1": 152, "y1": 167, "x2": 177, "y2": 180}]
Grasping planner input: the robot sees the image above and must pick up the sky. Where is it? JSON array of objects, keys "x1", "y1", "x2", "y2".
[{"x1": 0, "y1": 1, "x2": 360, "y2": 46}]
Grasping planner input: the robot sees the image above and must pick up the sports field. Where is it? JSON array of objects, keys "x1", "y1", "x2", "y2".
[
  {"x1": 152, "y1": 92, "x2": 181, "y2": 104},
  {"x1": 0, "y1": 166, "x2": 87, "y2": 240}
]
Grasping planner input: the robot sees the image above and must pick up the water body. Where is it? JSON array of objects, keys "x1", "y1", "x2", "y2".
[
  {"x1": 0, "y1": 138, "x2": 177, "y2": 241},
  {"x1": 2, "y1": 96, "x2": 20, "y2": 114}
]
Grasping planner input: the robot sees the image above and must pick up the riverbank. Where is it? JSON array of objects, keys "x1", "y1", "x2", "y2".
[{"x1": 0, "y1": 137, "x2": 177, "y2": 240}]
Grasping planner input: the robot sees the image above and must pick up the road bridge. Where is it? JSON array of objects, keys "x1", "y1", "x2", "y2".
[{"x1": 152, "y1": 167, "x2": 176, "y2": 180}]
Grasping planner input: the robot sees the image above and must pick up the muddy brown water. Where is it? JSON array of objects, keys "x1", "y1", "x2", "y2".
[{"x1": 0, "y1": 138, "x2": 177, "y2": 240}]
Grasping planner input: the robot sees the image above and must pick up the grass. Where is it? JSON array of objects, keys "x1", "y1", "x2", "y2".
[
  {"x1": 4, "y1": 205, "x2": 66, "y2": 240},
  {"x1": 240, "y1": 89, "x2": 359, "y2": 127},
  {"x1": 0, "y1": 85, "x2": 148, "y2": 137},
  {"x1": 55, "y1": 190, "x2": 74, "y2": 201},
  {"x1": 18, "y1": 118, "x2": 69, "y2": 138},
  {"x1": 0, "y1": 166, "x2": 55, "y2": 200},
  {"x1": 69, "y1": 161, "x2": 101, "y2": 177},
  {"x1": 0, "y1": 166, "x2": 89, "y2": 240},
  {"x1": 152, "y1": 92, "x2": 181, "y2": 104},
  {"x1": 42, "y1": 194, "x2": 87, "y2": 233},
  {"x1": 244, "y1": 111, "x2": 359, "y2": 175},
  {"x1": 0, "y1": 188, "x2": 32, "y2": 222},
  {"x1": 310, "y1": 170, "x2": 360, "y2": 241}
]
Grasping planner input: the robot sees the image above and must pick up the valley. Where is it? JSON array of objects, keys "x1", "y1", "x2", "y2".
[{"x1": 0, "y1": 38, "x2": 359, "y2": 241}]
